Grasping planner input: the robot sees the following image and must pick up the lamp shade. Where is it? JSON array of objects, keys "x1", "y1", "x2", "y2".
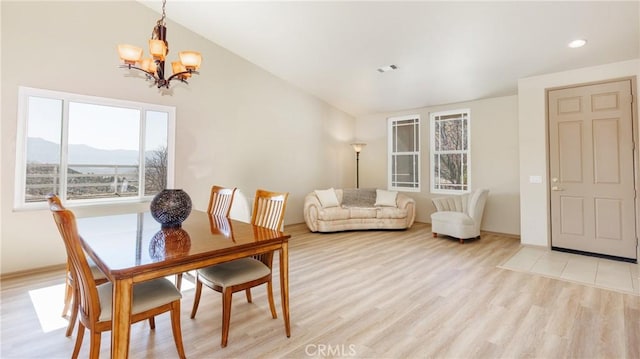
[
  {"x1": 140, "y1": 58, "x2": 157, "y2": 74},
  {"x1": 179, "y1": 51, "x2": 202, "y2": 70},
  {"x1": 171, "y1": 61, "x2": 190, "y2": 78},
  {"x1": 351, "y1": 143, "x2": 367, "y2": 153},
  {"x1": 149, "y1": 39, "x2": 167, "y2": 60},
  {"x1": 117, "y1": 44, "x2": 143, "y2": 65}
]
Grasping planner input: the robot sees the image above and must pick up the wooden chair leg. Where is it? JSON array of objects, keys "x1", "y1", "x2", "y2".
[
  {"x1": 65, "y1": 293, "x2": 78, "y2": 337},
  {"x1": 190, "y1": 280, "x2": 203, "y2": 319},
  {"x1": 169, "y1": 301, "x2": 187, "y2": 359},
  {"x1": 221, "y1": 288, "x2": 233, "y2": 348},
  {"x1": 245, "y1": 288, "x2": 252, "y2": 303},
  {"x1": 149, "y1": 317, "x2": 156, "y2": 330},
  {"x1": 89, "y1": 330, "x2": 101, "y2": 359},
  {"x1": 72, "y1": 323, "x2": 85, "y2": 359},
  {"x1": 175, "y1": 273, "x2": 183, "y2": 291},
  {"x1": 62, "y1": 278, "x2": 73, "y2": 317},
  {"x1": 266, "y1": 280, "x2": 277, "y2": 319},
  {"x1": 432, "y1": 232, "x2": 437, "y2": 238}
]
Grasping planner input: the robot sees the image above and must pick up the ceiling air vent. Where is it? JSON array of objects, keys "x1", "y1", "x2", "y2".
[{"x1": 377, "y1": 64, "x2": 398, "y2": 73}]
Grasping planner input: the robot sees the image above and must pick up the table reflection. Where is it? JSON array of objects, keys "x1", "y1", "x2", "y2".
[
  {"x1": 148, "y1": 227, "x2": 192, "y2": 261},
  {"x1": 209, "y1": 215, "x2": 234, "y2": 241}
]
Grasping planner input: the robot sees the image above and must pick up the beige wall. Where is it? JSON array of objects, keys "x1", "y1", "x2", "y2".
[
  {"x1": 355, "y1": 95, "x2": 521, "y2": 235},
  {"x1": 0, "y1": 2, "x2": 355, "y2": 275},
  {"x1": 517, "y1": 59, "x2": 640, "y2": 248}
]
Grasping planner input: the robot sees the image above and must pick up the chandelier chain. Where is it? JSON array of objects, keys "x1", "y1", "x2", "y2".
[{"x1": 153, "y1": 0, "x2": 167, "y2": 36}]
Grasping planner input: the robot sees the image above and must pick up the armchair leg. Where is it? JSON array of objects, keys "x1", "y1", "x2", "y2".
[
  {"x1": 459, "y1": 238, "x2": 464, "y2": 244},
  {"x1": 432, "y1": 232, "x2": 437, "y2": 238}
]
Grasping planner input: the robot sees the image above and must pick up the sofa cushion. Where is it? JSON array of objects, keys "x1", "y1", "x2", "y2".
[
  {"x1": 349, "y1": 207, "x2": 377, "y2": 219},
  {"x1": 431, "y1": 211, "x2": 475, "y2": 225},
  {"x1": 377, "y1": 207, "x2": 407, "y2": 219},
  {"x1": 342, "y1": 188, "x2": 376, "y2": 208},
  {"x1": 375, "y1": 189, "x2": 398, "y2": 207},
  {"x1": 318, "y1": 207, "x2": 350, "y2": 221},
  {"x1": 314, "y1": 188, "x2": 340, "y2": 208}
]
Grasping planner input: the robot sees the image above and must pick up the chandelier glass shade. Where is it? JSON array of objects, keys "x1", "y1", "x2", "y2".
[{"x1": 117, "y1": 0, "x2": 202, "y2": 89}]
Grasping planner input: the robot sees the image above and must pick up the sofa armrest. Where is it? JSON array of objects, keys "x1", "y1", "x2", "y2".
[
  {"x1": 303, "y1": 192, "x2": 321, "y2": 232},
  {"x1": 397, "y1": 194, "x2": 416, "y2": 227},
  {"x1": 396, "y1": 193, "x2": 413, "y2": 210}
]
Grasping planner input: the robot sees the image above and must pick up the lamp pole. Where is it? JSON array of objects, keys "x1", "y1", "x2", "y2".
[
  {"x1": 350, "y1": 143, "x2": 366, "y2": 189},
  {"x1": 356, "y1": 150, "x2": 361, "y2": 188}
]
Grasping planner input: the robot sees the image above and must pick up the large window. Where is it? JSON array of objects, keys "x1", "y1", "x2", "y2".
[
  {"x1": 14, "y1": 87, "x2": 175, "y2": 209},
  {"x1": 388, "y1": 115, "x2": 420, "y2": 191},
  {"x1": 430, "y1": 109, "x2": 470, "y2": 193}
]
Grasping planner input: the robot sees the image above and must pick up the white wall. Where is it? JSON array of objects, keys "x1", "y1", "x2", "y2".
[
  {"x1": 517, "y1": 59, "x2": 640, "y2": 247},
  {"x1": 0, "y1": 2, "x2": 355, "y2": 275},
  {"x1": 355, "y1": 95, "x2": 521, "y2": 235}
]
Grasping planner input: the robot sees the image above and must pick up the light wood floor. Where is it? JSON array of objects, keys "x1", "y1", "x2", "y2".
[{"x1": 2, "y1": 223, "x2": 638, "y2": 358}]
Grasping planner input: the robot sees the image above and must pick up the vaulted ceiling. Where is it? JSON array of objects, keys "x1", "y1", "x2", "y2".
[{"x1": 140, "y1": 1, "x2": 640, "y2": 117}]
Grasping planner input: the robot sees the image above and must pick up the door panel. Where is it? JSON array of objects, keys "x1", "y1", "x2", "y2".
[
  {"x1": 593, "y1": 119, "x2": 620, "y2": 183},
  {"x1": 558, "y1": 121, "x2": 583, "y2": 182},
  {"x1": 559, "y1": 196, "x2": 584, "y2": 235},
  {"x1": 549, "y1": 79, "x2": 637, "y2": 260}
]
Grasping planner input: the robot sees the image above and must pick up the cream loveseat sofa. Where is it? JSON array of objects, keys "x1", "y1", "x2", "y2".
[{"x1": 304, "y1": 188, "x2": 416, "y2": 232}]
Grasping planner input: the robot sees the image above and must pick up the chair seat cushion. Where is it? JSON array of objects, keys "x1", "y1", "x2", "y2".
[
  {"x1": 431, "y1": 211, "x2": 475, "y2": 225},
  {"x1": 98, "y1": 278, "x2": 182, "y2": 321},
  {"x1": 197, "y1": 258, "x2": 270, "y2": 288},
  {"x1": 89, "y1": 265, "x2": 106, "y2": 280},
  {"x1": 86, "y1": 256, "x2": 107, "y2": 280}
]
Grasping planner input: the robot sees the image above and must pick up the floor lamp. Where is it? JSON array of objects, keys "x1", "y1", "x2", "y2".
[{"x1": 350, "y1": 143, "x2": 366, "y2": 188}]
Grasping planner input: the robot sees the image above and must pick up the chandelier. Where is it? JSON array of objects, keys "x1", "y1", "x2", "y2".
[{"x1": 117, "y1": 0, "x2": 202, "y2": 89}]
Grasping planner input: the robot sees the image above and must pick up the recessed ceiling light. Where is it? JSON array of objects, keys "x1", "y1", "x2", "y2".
[
  {"x1": 377, "y1": 64, "x2": 398, "y2": 73},
  {"x1": 568, "y1": 39, "x2": 587, "y2": 48}
]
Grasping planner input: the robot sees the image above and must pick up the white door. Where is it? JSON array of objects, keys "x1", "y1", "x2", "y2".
[{"x1": 548, "y1": 79, "x2": 637, "y2": 260}]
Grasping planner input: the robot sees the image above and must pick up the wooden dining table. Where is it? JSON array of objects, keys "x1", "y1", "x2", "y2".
[{"x1": 76, "y1": 210, "x2": 291, "y2": 359}]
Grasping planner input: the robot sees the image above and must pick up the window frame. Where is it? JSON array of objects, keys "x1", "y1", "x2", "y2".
[
  {"x1": 387, "y1": 114, "x2": 421, "y2": 192},
  {"x1": 429, "y1": 108, "x2": 471, "y2": 194},
  {"x1": 14, "y1": 86, "x2": 176, "y2": 210}
]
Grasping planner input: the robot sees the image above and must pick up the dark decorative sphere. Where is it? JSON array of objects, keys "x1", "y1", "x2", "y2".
[{"x1": 150, "y1": 189, "x2": 192, "y2": 227}]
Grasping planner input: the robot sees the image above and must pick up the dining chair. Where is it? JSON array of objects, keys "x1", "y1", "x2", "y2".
[
  {"x1": 190, "y1": 188, "x2": 288, "y2": 347},
  {"x1": 49, "y1": 194, "x2": 109, "y2": 338},
  {"x1": 174, "y1": 185, "x2": 237, "y2": 290},
  {"x1": 207, "y1": 185, "x2": 237, "y2": 217},
  {"x1": 47, "y1": 195, "x2": 186, "y2": 359}
]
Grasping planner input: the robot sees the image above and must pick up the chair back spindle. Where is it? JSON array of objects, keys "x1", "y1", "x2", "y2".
[
  {"x1": 252, "y1": 189, "x2": 288, "y2": 231},
  {"x1": 207, "y1": 186, "x2": 237, "y2": 217}
]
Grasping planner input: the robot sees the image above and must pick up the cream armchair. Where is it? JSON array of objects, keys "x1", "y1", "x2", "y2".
[{"x1": 430, "y1": 189, "x2": 489, "y2": 243}]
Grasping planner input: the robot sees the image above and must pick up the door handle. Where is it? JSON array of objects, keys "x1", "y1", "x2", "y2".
[{"x1": 551, "y1": 186, "x2": 564, "y2": 191}]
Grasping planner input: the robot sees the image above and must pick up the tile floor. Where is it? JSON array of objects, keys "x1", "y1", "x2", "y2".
[{"x1": 499, "y1": 246, "x2": 640, "y2": 295}]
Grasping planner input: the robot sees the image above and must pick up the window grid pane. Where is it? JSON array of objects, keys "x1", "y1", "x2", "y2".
[
  {"x1": 144, "y1": 110, "x2": 169, "y2": 196},
  {"x1": 388, "y1": 115, "x2": 420, "y2": 191},
  {"x1": 67, "y1": 102, "x2": 141, "y2": 200},
  {"x1": 25, "y1": 97, "x2": 63, "y2": 202},
  {"x1": 431, "y1": 110, "x2": 470, "y2": 193}
]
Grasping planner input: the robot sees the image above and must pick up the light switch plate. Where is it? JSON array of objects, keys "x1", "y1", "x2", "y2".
[{"x1": 529, "y1": 175, "x2": 543, "y2": 184}]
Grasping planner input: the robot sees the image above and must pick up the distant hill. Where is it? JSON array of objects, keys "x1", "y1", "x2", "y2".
[{"x1": 27, "y1": 137, "x2": 140, "y2": 165}]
